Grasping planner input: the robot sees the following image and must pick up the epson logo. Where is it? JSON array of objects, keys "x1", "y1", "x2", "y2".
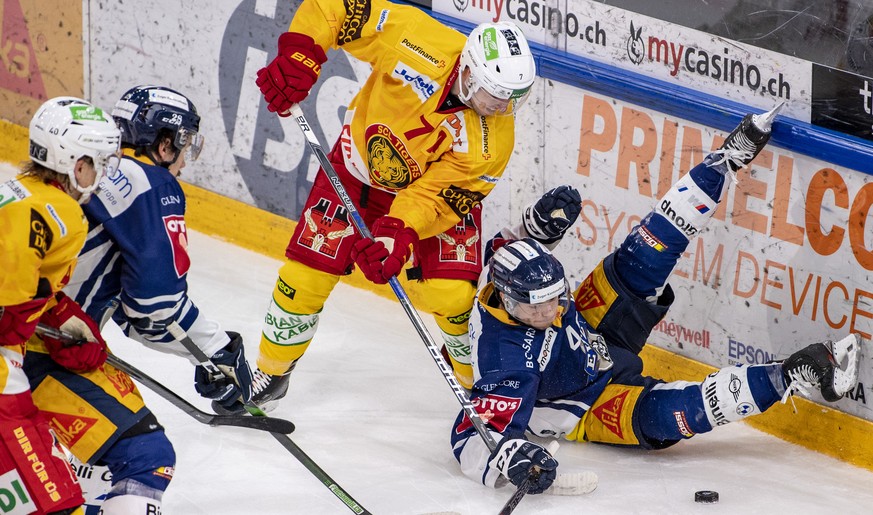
[{"x1": 659, "y1": 198, "x2": 699, "y2": 236}]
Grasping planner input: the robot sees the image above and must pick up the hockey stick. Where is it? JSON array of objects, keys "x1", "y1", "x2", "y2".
[
  {"x1": 34, "y1": 323, "x2": 295, "y2": 434},
  {"x1": 287, "y1": 104, "x2": 532, "y2": 514},
  {"x1": 166, "y1": 321, "x2": 371, "y2": 515}
]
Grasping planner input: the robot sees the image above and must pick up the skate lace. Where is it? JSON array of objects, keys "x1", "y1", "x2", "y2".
[
  {"x1": 708, "y1": 130, "x2": 757, "y2": 184},
  {"x1": 251, "y1": 368, "x2": 273, "y2": 396},
  {"x1": 781, "y1": 363, "x2": 821, "y2": 408}
]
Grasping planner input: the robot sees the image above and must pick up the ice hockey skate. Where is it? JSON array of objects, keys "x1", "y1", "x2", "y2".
[
  {"x1": 781, "y1": 333, "x2": 861, "y2": 403},
  {"x1": 211, "y1": 364, "x2": 294, "y2": 415},
  {"x1": 709, "y1": 102, "x2": 783, "y2": 174}
]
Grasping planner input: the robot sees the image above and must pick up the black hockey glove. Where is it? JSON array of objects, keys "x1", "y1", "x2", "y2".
[
  {"x1": 523, "y1": 185, "x2": 582, "y2": 244},
  {"x1": 488, "y1": 437, "x2": 558, "y2": 494},
  {"x1": 194, "y1": 332, "x2": 254, "y2": 410}
]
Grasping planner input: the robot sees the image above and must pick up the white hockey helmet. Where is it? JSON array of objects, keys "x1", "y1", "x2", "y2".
[
  {"x1": 459, "y1": 22, "x2": 536, "y2": 116},
  {"x1": 29, "y1": 97, "x2": 121, "y2": 202}
]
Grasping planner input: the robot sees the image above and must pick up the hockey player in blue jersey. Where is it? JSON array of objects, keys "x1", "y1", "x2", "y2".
[
  {"x1": 450, "y1": 106, "x2": 862, "y2": 494},
  {"x1": 24, "y1": 85, "x2": 255, "y2": 513}
]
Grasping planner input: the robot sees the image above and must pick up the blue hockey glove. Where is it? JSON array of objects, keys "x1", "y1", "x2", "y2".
[
  {"x1": 523, "y1": 185, "x2": 582, "y2": 244},
  {"x1": 488, "y1": 437, "x2": 558, "y2": 494},
  {"x1": 194, "y1": 332, "x2": 254, "y2": 410}
]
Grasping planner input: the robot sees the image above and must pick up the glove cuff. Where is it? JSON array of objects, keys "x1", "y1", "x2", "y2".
[{"x1": 522, "y1": 205, "x2": 560, "y2": 244}]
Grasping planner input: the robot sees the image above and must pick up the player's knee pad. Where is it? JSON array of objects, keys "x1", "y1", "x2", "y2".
[
  {"x1": 100, "y1": 430, "x2": 174, "y2": 498},
  {"x1": 259, "y1": 260, "x2": 340, "y2": 374},
  {"x1": 570, "y1": 383, "x2": 647, "y2": 447},
  {"x1": 0, "y1": 393, "x2": 84, "y2": 514}
]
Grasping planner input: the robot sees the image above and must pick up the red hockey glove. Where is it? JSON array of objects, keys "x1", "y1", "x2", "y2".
[
  {"x1": 0, "y1": 298, "x2": 49, "y2": 347},
  {"x1": 351, "y1": 217, "x2": 419, "y2": 284},
  {"x1": 256, "y1": 32, "x2": 327, "y2": 116},
  {"x1": 39, "y1": 293, "x2": 107, "y2": 372}
]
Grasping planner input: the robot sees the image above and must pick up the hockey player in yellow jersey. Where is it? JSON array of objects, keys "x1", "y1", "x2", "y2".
[
  {"x1": 0, "y1": 97, "x2": 120, "y2": 514},
  {"x1": 245, "y1": 0, "x2": 536, "y2": 411}
]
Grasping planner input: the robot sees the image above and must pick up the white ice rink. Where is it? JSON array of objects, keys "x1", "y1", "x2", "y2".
[
  {"x1": 1, "y1": 160, "x2": 872, "y2": 514},
  {"x1": 97, "y1": 228, "x2": 871, "y2": 515},
  {"x1": 3, "y1": 163, "x2": 872, "y2": 515}
]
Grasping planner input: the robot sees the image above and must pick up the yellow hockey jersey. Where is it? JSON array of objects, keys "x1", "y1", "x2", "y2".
[
  {"x1": 0, "y1": 175, "x2": 88, "y2": 308},
  {"x1": 290, "y1": 0, "x2": 517, "y2": 239}
]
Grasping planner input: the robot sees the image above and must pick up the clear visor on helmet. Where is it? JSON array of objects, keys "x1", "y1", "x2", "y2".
[
  {"x1": 501, "y1": 279, "x2": 570, "y2": 330},
  {"x1": 463, "y1": 73, "x2": 532, "y2": 117},
  {"x1": 175, "y1": 127, "x2": 204, "y2": 161}
]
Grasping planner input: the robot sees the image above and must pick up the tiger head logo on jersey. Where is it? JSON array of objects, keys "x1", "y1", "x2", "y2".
[
  {"x1": 365, "y1": 124, "x2": 422, "y2": 190},
  {"x1": 297, "y1": 198, "x2": 354, "y2": 258},
  {"x1": 162, "y1": 214, "x2": 191, "y2": 277}
]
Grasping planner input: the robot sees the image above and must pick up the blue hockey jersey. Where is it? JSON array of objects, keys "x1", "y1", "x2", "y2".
[
  {"x1": 450, "y1": 277, "x2": 615, "y2": 487},
  {"x1": 64, "y1": 150, "x2": 229, "y2": 360}
]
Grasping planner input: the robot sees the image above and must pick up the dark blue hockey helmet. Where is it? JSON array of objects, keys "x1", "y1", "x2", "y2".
[
  {"x1": 111, "y1": 85, "x2": 203, "y2": 163},
  {"x1": 490, "y1": 239, "x2": 569, "y2": 328},
  {"x1": 490, "y1": 238, "x2": 567, "y2": 304}
]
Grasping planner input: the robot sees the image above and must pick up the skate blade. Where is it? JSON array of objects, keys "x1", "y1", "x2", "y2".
[
  {"x1": 832, "y1": 333, "x2": 862, "y2": 396},
  {"x1": 752, "y1": 102, "x2": 784, "y2": 132}
]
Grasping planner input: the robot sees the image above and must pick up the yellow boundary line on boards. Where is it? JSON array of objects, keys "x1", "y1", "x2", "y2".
[{"x1": 3, "y1": 118, "x2": 872, "y2": 472}]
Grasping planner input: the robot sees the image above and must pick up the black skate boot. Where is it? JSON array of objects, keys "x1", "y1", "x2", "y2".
[
  {"x1": 709, "y1": 102, "x2": 783, "y2": 174},
  {"x1": 211, "y1": 361, "x2": 296, "y2": 415},
  {"x1": 781, "y1": 334, "x2": 861, "y2": 403},
  {"x1": 248, "y1": 362, "x2": 297, "y2": 412}
]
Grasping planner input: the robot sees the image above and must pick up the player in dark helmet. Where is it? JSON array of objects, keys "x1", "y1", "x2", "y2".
[
  {"x1": 23, "y1": 85, "x2": 253, "y2": 513},
  {"x1": 112, "y1": 85, "x2": 204, "y2": 172},
  {"x1": 450, "y1": 105, "x2": 861, "y2": 496}
]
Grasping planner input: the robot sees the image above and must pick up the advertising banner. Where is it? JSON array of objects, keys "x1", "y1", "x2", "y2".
[
  {"x1": 0, "y1": 0, "x2": 83, "y2": 125},
  {"x1": 433, "y1": 0, "x2": 811, "y2": 122},
  {"x1": 83, "y1": 0, "x2": 871, "y2": 421}
]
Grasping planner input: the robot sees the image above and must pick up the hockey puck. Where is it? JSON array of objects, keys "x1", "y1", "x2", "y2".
[{"x1": 694, "y1": 490, "x2": 719, "y2": 503}]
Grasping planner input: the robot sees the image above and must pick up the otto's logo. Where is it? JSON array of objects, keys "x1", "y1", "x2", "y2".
[
  {"x1": 28, "y1": 208, "x2": 53, "y2": 258},
  {"x1": 162, "y1": 215, "x2": 191, "y2": 277},
  {"x1": 438, "y1": 185, "x2": 484, "y2": 219},
  {"x1": 297, "y1": 198, "x2": 354, "y2": 257},
  {"x1": 366, "y1": 124, "x2": 422, "y2": 190},
  {"x1": 455, "y1": 394, "x2": 521, "y2": 434},
  {"x1": 626, "y1": 21, "x2": 645, "y2": 65},
  {"x1": 437, "y1": 212, "x2": 480, "y2": 265},
  {"x1": 277, "y1": 277, "x2": 296, "y2": 300},
  {"x1": 339, "y1": 0, "x2": 371, "y2": 44}
]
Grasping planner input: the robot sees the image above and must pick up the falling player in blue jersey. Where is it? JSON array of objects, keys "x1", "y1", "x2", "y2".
[
  {"x1": 450, "y1": 105, "x2": 862, "y2": 494},
  {"x1": 25, "y1": 85, "x2": 254, "y2": 513}
]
